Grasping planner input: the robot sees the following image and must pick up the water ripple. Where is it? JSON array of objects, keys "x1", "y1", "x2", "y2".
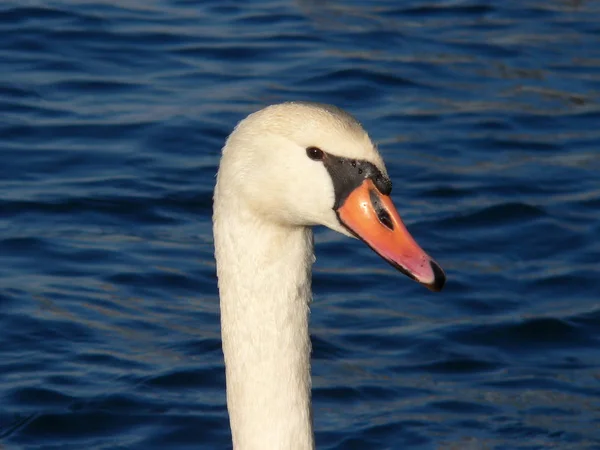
[{"x1": 1, "y1": 0, "x2": 599, "y2": 448}]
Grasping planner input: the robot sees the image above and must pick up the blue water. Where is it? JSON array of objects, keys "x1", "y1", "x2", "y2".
[{"x1": 1, "y1": 0, "x2": 599, "y2": 448}]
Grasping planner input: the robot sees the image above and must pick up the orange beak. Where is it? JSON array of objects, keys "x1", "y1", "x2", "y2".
[{"x1": 336, "y1": 180, "x2": 446, "y2": 292}]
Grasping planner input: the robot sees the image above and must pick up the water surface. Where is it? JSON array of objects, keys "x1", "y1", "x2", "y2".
[{"x1": 1, "y1": 0, "x2": 599, "y2": 448}]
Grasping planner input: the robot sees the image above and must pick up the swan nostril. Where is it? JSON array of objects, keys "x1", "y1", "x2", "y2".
[
  {"x1": 377, "y1": 209, "x2": 394, "y2": 230},
  {"x1": 369, "y1": 189, "x2": 394, "y2": 231}
]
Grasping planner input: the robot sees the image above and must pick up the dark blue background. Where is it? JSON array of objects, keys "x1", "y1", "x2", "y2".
[{"x1": 1, "y1": 1, "x2": 599, "y2": 448}]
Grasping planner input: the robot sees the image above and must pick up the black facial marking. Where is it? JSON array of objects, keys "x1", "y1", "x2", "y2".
[
  {"x1": 369, "y1": 189, "x2": 394, "y2": 231},
  {"x1": 320, "y1": 151, "x2": 392, "y2": 209}
]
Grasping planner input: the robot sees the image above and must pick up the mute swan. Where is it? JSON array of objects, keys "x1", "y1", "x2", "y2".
[{"x1": 213, "y1": 102, "x2": 445, "y2": 450}]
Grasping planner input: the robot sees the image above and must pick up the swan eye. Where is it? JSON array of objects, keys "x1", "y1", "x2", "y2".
[{"x1": 306, "y1": 147, "x2": 324, "y2": 161}]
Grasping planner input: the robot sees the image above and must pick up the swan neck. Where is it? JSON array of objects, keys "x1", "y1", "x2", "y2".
[{"x1": 214, "y1": 202, "x2": 315, "y2": 450}]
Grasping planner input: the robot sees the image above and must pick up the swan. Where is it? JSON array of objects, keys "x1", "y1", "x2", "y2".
[{"x1": 213, "y1": 102, "x2": 445, "y2": 450}]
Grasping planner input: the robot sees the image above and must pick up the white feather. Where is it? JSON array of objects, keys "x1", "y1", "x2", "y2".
[{"x1": 213, "y1": 102, "x2": 388, "y2": 450}]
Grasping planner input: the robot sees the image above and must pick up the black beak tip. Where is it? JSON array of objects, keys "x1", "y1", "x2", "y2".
[{"x1": 427, "y1": 260, "x2": 446, "y2": 292}]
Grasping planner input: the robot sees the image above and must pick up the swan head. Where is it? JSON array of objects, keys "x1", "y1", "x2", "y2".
[{"x1": 216, "y1": 102, "x2": 445, "y2": 292}]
